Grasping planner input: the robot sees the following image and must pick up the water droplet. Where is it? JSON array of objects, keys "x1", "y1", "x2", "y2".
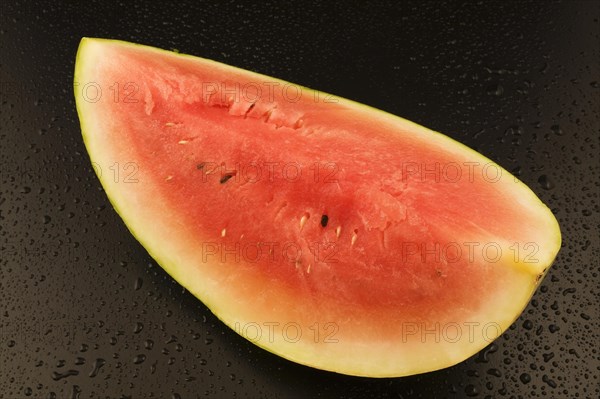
[
  {"x1": 89, "y1": 358, "x2": 105, "y2": 378},
  {"x1": 580, "y1": 313, "x2": 590, "y2": 320},
  {"x1": 487, "y1": 83, "x2": 504, "y2": 96},
  {"x1": 538, "y1": 175, "x2": 554, "y2": 190},
  {"x1": 133, "y1": 322, "x2": 144, "y2": 334},
  {"x1": 165, "y1": 335, "x2": 177, "y2": 344},
  {"x1": 542, "y1": 374, "x2": 558, "y2": 388},
  {"x1": 550, "y1": 124, "x2": 563, "y2": 136},
  {"x1": 487, "y1": 368, "x2": 502, "y2": 377},
  {"x1": 144, "y1": 339, "x2": 154, "y2": 350},
  {"x1": 134, "y1": 277, "x2": 143, "y2": 290},
  {"x1": 520, "y1": 373, "x2": 531, "y2": 384},
  {"x1": 51, "y1": 369, "x2": 79, "y2": 381},
  {"x1": 476, "y1": 343, "x2": 498, "y2": 363},
  {"x1": 133, "y1": 354, "x2": 146, "y2": 364},
  {"x1": 543, "y1": 352, "x2": 554, "y2": 362},
  {"x1": 568, "y1": 348, "x2": 581, "y2": 358},
  {"x1": 464, "y1": 384, "x2": 479, "y2": 396},
  {"x1": 71, "y1": 385, "x2": 81, "y2": 399}
]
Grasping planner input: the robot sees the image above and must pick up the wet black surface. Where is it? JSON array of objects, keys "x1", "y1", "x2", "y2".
[{"x1": 1, "y1": 1, "x2": 599, "y2": 398}]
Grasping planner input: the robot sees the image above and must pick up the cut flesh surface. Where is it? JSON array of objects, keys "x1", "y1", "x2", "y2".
[{"x1": 74, "y1": 38, "x2": 561, "y2": 377}]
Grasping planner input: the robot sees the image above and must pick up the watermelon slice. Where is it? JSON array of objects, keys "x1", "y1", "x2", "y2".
[{"x1": 74, "y1": 38, "x2": 561, "y2": 377}]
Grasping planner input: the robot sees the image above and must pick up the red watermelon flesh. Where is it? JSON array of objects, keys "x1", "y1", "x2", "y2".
[{"x1": 74, "y1": 38, "x2": 561, "y2": 377}]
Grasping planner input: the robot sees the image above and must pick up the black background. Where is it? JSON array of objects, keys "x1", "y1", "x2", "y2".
[{"x1": 1, "y1": 1, "x2": 599, "y2": 398}]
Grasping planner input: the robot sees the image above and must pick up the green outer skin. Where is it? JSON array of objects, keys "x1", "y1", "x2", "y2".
[{"x1": 74, "y1": 37, "x2": 562, "y2": 377}]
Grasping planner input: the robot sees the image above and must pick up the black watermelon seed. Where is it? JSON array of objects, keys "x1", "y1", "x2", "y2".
[
  {"x1": 196, "y1": 162, "x2": 206, "y2": 170},
  {"x1": 220, "y1": 173, "x2": 235, "y2": 184},
  {"x1": 320, "y1": 215, "x2": 329, "y2": 227}
]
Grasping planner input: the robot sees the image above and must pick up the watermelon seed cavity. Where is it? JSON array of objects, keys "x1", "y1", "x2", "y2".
[
  {"x1": 220, "y1": 173, "x2": 235, "y2": 184},
  {"x1": 351, "y1": 229, "x2": 358, "y2": 246},
  {"x1": 263, "y1": 108, "x2": 275, "y2": 123},
  {"x1": 243, "y1": 103, "x2": 256, "y2": 118},
  {"x1": 293, "y1": 118, "x2": 304, "y2": 129},
  {"x1": 300, "y1": 213, "x2": 310, "y2": 230}
]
